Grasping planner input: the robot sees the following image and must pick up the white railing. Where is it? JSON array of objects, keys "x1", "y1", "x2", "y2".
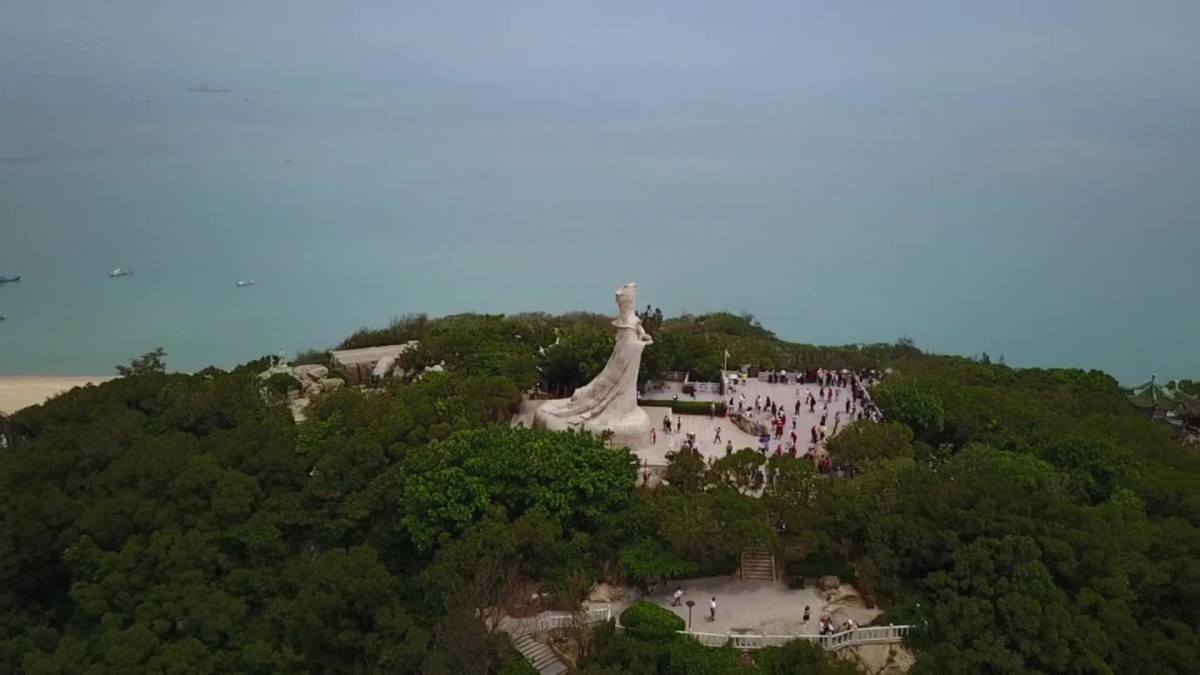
[
  {"x1": 675, "y1": 624, "x2": 911, "y2": 652},
  {"x1": 686, "y1": 631, "x2": 731, "y2": 648},
  {"x1": 533, "y1": 606, "x2": 612, "y2": 633}
]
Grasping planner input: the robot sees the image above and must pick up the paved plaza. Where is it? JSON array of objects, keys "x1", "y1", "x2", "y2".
[
  {"x1": 641, "y1": 577, "x2": 880, "y2": 635},
  {"x1": 514, "y1": 376, "x2": 861, "y2": 469},
  {"x1": 635, "y1": 376, "x2": 858, "y2": 466}
]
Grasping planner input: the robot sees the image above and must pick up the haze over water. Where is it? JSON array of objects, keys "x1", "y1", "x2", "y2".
[{"x1": 2, "y1": 2, "x2": 1197, "y2": 383}]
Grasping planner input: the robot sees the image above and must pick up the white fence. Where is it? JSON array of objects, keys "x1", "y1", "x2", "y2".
[
  {"x1": 533, "y1": 606, "x2": 612, "y2": 633},
  {"x1": 541, "y1": 608, "x2": 909, "y2": 653},
  {"x1": 676, "y1": 624, "x2": 911, "y2": 652}
]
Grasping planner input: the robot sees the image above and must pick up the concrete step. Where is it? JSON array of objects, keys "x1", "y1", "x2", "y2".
[
  {"x1": 741, "y1": 552, "x2": 777, "y2": 581},
  {"x1": 510, "y1": 635, "x2": 568, "y2": 675}
]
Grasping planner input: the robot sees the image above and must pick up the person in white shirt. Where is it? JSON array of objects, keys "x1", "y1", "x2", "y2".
[{"x1": 708, "y1": 596, "x2": 717, "y2": 621}]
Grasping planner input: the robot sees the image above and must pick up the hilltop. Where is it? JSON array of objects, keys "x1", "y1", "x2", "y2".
[{"x1": 0, "y1": 310, "x2": 1197, "y2": 674}]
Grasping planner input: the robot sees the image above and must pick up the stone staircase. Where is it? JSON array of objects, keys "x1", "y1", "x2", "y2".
[
  {"x1": 511, "y1": 633, "x2": 568, "y2": 675},
  {"x1": 739, "y1": 550, "x2": 777, "y2": 581}
]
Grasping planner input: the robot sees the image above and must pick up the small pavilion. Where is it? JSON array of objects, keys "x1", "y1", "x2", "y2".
[{"x1": 1127, "y1": 376, "x2": 1200, "y2": 429}]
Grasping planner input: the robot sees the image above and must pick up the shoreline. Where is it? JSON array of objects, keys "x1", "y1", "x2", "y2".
[{"x1": 0, "y1": 376, "x2": 116, "y2": 415}]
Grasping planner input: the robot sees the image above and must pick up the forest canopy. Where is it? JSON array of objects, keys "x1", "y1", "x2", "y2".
[{"x1": 1, "y1": 311, "x2": 1198, "y2": 674}]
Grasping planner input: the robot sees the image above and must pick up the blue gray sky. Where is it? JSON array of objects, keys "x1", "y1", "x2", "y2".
[{"x1": 1, "y1": 1, "x2": 1197, "y2": 382}]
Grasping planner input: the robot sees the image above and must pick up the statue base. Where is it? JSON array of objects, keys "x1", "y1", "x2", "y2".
[{"x1": 534, "y1": 403, "x2": 650, "y2": 451}]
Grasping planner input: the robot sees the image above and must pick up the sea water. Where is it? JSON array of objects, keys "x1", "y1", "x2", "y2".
[{"x1": 2, "y1": 6, "x2": 1198, "y2": 382}]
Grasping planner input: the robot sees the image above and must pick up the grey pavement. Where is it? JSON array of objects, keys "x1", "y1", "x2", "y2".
[{"x1": 645, "y1": 577, "x2": 880, "y2": 636}]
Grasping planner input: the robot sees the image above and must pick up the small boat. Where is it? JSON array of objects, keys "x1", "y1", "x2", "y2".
[
  {"x1": 236, "y1": 280, "x2": 255, "y2": 288},
  {"x1": 0, "y1": 275, "x2": 20, "y2": 284},
  {"x1": 109, "y1": 268, "x2": 134, "y2": 278},
  {"x1": 187, "y1": 83, "x2": 230, "y2": 93}
]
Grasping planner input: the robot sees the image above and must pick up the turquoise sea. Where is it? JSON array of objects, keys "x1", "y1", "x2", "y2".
[{"x1": 2, "y1": 4, "x2": 1198, "y2": 383}]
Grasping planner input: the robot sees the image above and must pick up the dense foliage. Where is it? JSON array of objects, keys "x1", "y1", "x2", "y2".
[
  {"x1": 3, "y1": 311, "x2": 1199, "y2": 674},
  {"x1": 827, "y1": 358, "x2": 1200, "y2": 673},
  {"x1": 323, "y1": 310, "x2": 914, "y2": 392},
  {"x1": 582, "y1": 622, "x2": 859, "y2": 675}
]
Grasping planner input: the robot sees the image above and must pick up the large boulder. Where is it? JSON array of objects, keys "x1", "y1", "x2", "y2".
[
  {"x1": 322, "y1": 377, "x2": 345, "y2": 391},
  {"x1": 305, "y1": 383, "x2": 324, "y2": 398},
  {"x1": 294, "y1": 365, "x2": 329, "y2": 381},
  {"x1": 818, "y1": 575, "x2": 841, "y2": 591}
]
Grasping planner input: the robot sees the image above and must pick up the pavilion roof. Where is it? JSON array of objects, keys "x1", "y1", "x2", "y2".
[{"x1": 1127, "y1": 377, "x2": 1200, "y2": 415}]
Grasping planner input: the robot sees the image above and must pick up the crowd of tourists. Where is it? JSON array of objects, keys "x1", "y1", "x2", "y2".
[
  {"x1": 725, "y1": 368, "x2": 883, "y2": 458},
  {"x1": 644, "y1": 367, "x2": 886, "y2": 485}
]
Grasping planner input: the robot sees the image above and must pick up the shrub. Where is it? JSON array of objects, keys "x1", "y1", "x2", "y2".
[
  {"x1": 619, "y1": 601, "x2": 684, "y2": 641},
  {"x1": 292, "y1": 348, "x2": 331, "y2": 366},
  {"x1": 640, "y1": 399, "x2": 674, "y2": 408},
  {"x1": 262, "y1": 372, "x2": 301, "y2": 397},
  {"x1": 784, "y1": 550, "x2": 856, "y2": 584},
  {"x1": 873, "y1": 385, "x2": 944, "y2": 441},
  {"x1": 671, "y1": 400, "x2": 726, "y2": 416},
  {"x1": 618, "y1": 540, "x2": 699, "y2": 586},
  {"x1": 639, "y1": 399, "x2": 727, "y2": 416}
]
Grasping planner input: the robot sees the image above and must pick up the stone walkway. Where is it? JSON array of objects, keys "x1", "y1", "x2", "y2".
[{"x1": 643, "y1": 577, "x2": 880, "y2": 636}]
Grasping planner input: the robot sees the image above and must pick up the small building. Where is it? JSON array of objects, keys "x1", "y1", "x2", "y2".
[
  {"x1": 330, "y1": 342, "x2": 418, "y2": 385},
  {"x1": 1127, "y1": 376, "x2": 1200, "y2": 430}
]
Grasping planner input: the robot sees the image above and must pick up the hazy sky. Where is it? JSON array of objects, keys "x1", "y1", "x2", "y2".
[{"x1": 1, "y1": 2, "x2": 1197, "y2": 382}]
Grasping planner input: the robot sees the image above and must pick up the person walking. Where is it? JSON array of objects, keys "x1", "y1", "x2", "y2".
[
  {"x1": 709, "y1": 596, "x2": 717, "y2": 621},
  {"x1": 672, "y1": 587, "x2": 684, "y2": 607},
  {"x1": 651, "y1": 428, "x2": 657, "y2": 444},
  {"x1": 713, "y1": 427, "x2": 722, "y2": 444},
  {"x1": 803, "y1": 606, "x2": 811, "y2": 624}
]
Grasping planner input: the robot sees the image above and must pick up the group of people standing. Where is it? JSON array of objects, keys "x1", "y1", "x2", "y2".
[{"x1": 647, "y1": 367, "x2": 886, "y2": 480}]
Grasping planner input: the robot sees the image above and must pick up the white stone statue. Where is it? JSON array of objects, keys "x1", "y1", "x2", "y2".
[{"x1": 535, "y1": 282, "x2": 653, "y2": 448}]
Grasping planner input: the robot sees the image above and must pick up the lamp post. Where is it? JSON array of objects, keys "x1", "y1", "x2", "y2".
[{"x1": 685, "y1": 600, "x2": 695, "y2": 630}]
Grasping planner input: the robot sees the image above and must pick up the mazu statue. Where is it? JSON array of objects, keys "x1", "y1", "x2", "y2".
[{"x1": 535, "y1": 282, "x2": 653, "y2": 448}]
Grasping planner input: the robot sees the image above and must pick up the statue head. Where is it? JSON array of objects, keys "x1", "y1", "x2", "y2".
[
  {"x1": 613, "y1": 283, "x2": 641, "y2": 329},
  {"x1": 615, "y1": 282, "x2": 638, "y2": 315}
]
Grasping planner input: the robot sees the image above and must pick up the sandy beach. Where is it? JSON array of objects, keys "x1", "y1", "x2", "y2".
[{"x1": 0, "y1": 376, "x2": 115, "y2": 415}]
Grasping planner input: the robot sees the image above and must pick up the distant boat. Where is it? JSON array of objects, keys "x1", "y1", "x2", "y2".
[
  {"x1": 109, "y1": 268, "x2": 134, "y2": 278},
  {"x1": 187, "y1": 83, "x2": 230, "y2": 93},
  {"x1": 0, "y1": 275, "x2": 19, "y2": 284},
  {"x1": 0, "y1": 315, "x2": 6, "y2": 322},
  {"x1": 236, "y1": 280, "x2": 255, "y2": 288}
]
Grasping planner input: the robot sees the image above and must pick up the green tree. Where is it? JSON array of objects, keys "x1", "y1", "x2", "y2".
[
  {"x1": 825, "y1": 422, "x2": 915, "y2": 466},
  {"x1": 115, "y1": 347, "x2": 168, "y2": 376},
  {"x1": 709, "y1": 449, "x2": 764, "y2": 494},
  {"x1": 873, "y1": 384, "x2": 944, "y2": 441},
  {"x1": 538, "y1": 322, "x2": 614, "y2": 395}
]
